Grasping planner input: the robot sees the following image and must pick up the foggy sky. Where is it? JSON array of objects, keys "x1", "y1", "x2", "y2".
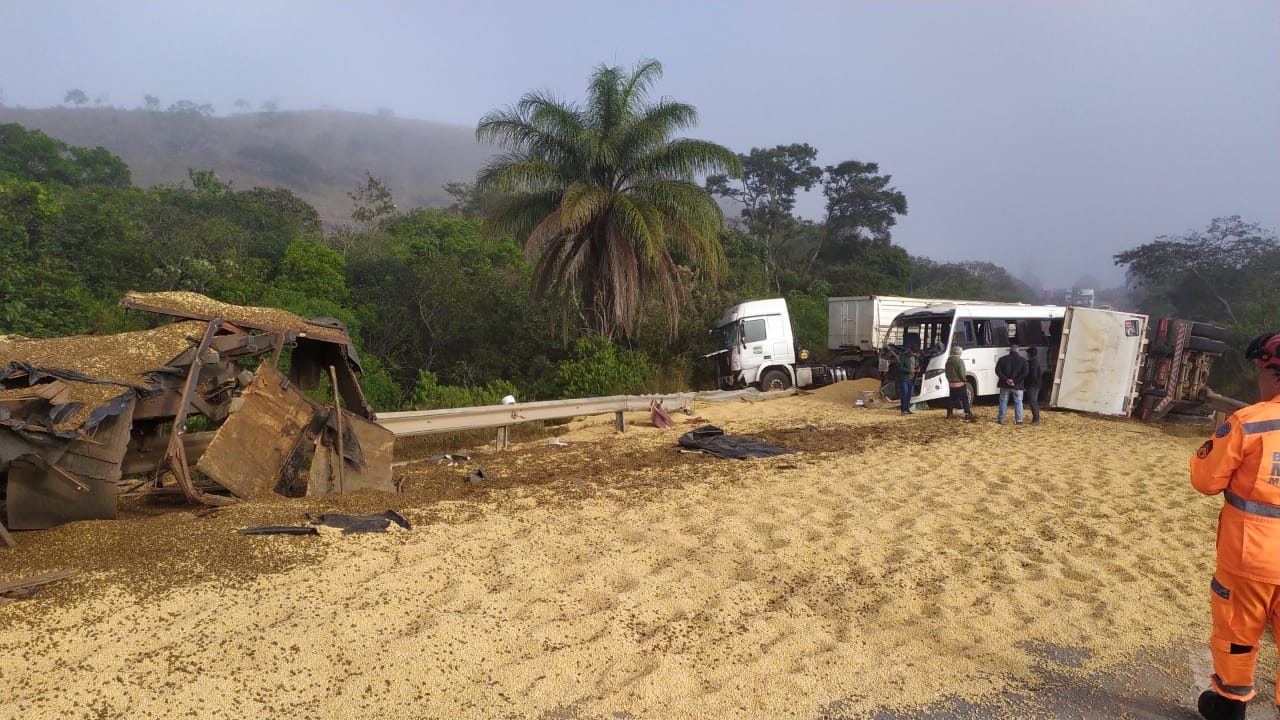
[{"x1": 2, "y1": 0, "x2": 1277, "y2": 289}]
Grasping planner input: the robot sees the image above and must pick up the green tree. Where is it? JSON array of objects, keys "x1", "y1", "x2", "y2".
[
  {"x1": 706, "y1": 143, "x2": 823, "y2": 291},
  {"x1": 475, "y1": 58, "x2": 742, "y2": 339},
  {"x1": 348, "y1": 171, "x2": 397, "y2": 231},
  {"x1": 272, "y1": 237, "x2": 351, "y2": 304},
  {"x1": 167, "y1": 100, "x2": 214, "y2": 116},
  {"x1": 443, "y1": 180, "x2": 504, "y2": 220},
  {"x1": 812, "y1": 160, "x2": 908, "y2": 271},
  {"x1": 0, "y1": 124, "x2": 131, "y2": 189},
  {"x1": 1115, "y1": 216, "x2": 1279, "y2": 400},
  {"x1": 345, "y1": 208, "x2": 557, "y2": 396},
  {"x1": 908, "y1": 258, "x2": 1034, "y2": 302},
  {"x1": 706, "y1": 144, "x2": 822, "y2": 219},
  {"x1": 1114, "y1": 216, "x2": 1278, "y2": 325}
]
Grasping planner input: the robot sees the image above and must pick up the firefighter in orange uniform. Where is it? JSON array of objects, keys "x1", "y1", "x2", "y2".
[{"x1": 1192, "y1": 332, "x2": 1280, "y2": 720}]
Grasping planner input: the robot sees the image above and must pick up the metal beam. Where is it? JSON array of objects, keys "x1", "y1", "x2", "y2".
[{"x1": 375, "y1": 393, "x2": 696, "y2": 438}]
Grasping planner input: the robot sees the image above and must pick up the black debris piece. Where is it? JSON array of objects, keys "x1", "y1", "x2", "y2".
[
  {"x1": 238, "y1": 525, "x2": 320, "y2": 536},
  {"x1": 308, "y1": 509, "x2": 412, "y2": 534},
  {"x1": 677, "y1": 425, "x2": 797, "y2": 460},
  {"x1": 467, "y1": 468, "x2": 488, "y2": 482}
]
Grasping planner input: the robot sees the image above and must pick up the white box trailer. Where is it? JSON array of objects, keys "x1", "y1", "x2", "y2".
[
  {"x1": 828, "y1": 295, "x2": 977, "y2": 354},
  {"x1": 1049, "y1": 306, "x2": 1149, "y2": 416}
]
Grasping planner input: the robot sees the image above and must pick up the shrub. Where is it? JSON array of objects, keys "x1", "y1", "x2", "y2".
[
  {"x1": 554, "y1": 336, "x2": 654, "y2": 398},
  {"x1": 408, "y1": 369, "x2": 516, "y2": 410}
]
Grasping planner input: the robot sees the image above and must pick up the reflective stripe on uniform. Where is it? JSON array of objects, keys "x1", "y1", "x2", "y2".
[
  {"x1": 1213, "y1": 673, "x2": 1254, "y2": 697},
  {"x1": 1224, "y1": 490, "x2": 1280, "y2": 518},
  {"x1": 1242, "y1": 419, "x2": 1280, "y2": 435},
  {"x1": 1211, "y1": 576, "x2": 1231, "y2": 600}
]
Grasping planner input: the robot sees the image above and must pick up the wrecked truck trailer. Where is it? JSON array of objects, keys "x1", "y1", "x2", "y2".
[{"x1": 0, "y1": 291, "x2": 394, "y2": 536}]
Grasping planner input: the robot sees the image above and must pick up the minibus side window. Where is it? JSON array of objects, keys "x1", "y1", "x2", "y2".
[
  {"x1": 973, "y1": 319, "x2": 995, "y2": 347},
  {"x1": 1015, "y1": 319, "x2": 1045, "y2": 346}
]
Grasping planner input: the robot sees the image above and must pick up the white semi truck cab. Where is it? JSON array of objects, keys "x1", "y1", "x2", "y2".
[{"x1": 707, "y1": 298, "x2": 846, "y2": 391}]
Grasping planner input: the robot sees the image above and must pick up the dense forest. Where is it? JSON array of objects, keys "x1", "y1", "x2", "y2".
[{"x1": 2, "y1": 62, "x2": 1275, "y2": 407}]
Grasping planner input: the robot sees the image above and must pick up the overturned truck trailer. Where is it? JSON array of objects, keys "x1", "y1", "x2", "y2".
[{"x1": 0, "y1": 291, "x2": 394, "y2": 534}]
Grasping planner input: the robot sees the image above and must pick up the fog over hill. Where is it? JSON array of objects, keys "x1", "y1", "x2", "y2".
[{"x1": 1, "y1": 106, "x2": 494, "y2": 226}]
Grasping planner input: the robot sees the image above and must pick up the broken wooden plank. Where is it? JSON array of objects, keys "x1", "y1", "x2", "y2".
[{"x1": 0, "y1": 568, "x2": 78, "y2": 594}]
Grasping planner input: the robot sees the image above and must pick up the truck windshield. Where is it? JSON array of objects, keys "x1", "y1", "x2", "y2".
[
  {"x1": 717, "y1": 323, "x2": 739, "y2": 350},
  {"x1": 883, "y1": 313, "x2": 954, "y2": 355}
]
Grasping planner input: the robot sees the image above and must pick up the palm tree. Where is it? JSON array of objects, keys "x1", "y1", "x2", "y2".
[{"x1": 476, "y1": 59, "x2": 742, "y2": 339}]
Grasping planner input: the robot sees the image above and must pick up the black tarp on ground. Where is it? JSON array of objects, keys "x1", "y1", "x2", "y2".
[
  {"x1": 308, "y1": 509, "x2": 411, "y2": 534},
  {"x1": 238, "y1": 510, "x2": 412, "y2": 535},
  {"x1": 677, "y1": 425, "x2": 797, "y2": 460}
]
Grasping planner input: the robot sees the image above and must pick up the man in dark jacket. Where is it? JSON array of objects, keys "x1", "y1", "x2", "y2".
[
  {"x1": 994, "y1": 344, "x2": 1028, "y2": 424},
  {"x1": 1024, "y1": 347, "x2": 1043, "y2": 425},
  {"x1": 896, "y1": 347, "x2": 919, "y2": 415}
]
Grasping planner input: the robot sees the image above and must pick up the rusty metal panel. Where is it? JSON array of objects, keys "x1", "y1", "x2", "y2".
[
  {"x1": 196, "y1": 364, "x2": 315, "y2": 499},
  {"x1": 307, "y1": 411, "x2": 395, "y2": 496},
  {"x1": 6, "y1": 456, "x2": 117, "y2": 530},
  {"x1": 55, "y1": 398, "x2": 135, "y2": 482}
]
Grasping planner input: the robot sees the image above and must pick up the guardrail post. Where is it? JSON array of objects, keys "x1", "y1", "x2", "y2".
[
  {"x1": 496, "y1": 425, "x2": 510, "y2": 449},
  {"x1": 615, "y1": 411, "x2": 625, "y2": 432}
]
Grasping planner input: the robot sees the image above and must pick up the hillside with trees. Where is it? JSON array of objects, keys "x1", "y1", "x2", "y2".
[
  {"x1": 3, "y1": 60, "x2": 1269, "y2": 409},
  {"x1": 0, "y1": 105, "x2": 493, "y2": 226}
]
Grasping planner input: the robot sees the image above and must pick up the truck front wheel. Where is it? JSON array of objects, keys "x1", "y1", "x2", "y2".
[{"x1": 759, "y1": 368, "x2": 792, "y2": 391}]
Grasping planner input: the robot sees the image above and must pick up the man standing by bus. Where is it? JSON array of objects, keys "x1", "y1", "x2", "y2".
[
  {"x1": 897, "y1": 346, "x2": 919, "y2": 415},
  {"x1": 1024, "y1": 347, "x2": 1043, "y2": 426},
  {"x1": 1191, "y1": 332, "x2": 1280, "y2": 720},
  {"x1": 945, "y1": 346, "x2": 975, "y2": 421},
  {"x1": 994, "y1": 343, "x2": 1028, "y2": 424}
]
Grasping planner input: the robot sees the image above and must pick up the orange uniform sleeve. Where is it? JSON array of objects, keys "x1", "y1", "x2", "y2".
[{"x1": 1190, "y1": 415, "x2": 1245, "y2": 495}]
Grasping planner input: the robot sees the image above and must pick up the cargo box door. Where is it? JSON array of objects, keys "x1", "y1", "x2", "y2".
[{"x1": 1049, "y1": 307, "x2": 1147, "y2": 416}]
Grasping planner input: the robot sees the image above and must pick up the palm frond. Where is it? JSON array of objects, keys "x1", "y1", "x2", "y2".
[
  {"x1": 558, "y1": 182, "x2": 614, "y2": 234},
  {"x1": 628, "y1": 138, "x2": 742, "y2": 182},
  {"x1": 613, "y1": 100, "x2": 699, "y2": 171},
  {"x1": 619, "y1": 59, "x2": 664, "y2": 116},
  {"x1": 481, "y1": 190, "x2": 563, "y2": 241},
  {"x1": 478, "y1": 157, "x2": 562, "y2": 194}
]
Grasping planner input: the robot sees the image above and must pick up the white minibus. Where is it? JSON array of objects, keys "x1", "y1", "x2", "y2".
[{"x1": 881, "y1": 303, "x2": 1067, "y2": 405}]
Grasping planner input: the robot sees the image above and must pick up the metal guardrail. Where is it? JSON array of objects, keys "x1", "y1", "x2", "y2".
[{"x1": 375, "y1": 392, "x2": 698, "y2": 440}]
